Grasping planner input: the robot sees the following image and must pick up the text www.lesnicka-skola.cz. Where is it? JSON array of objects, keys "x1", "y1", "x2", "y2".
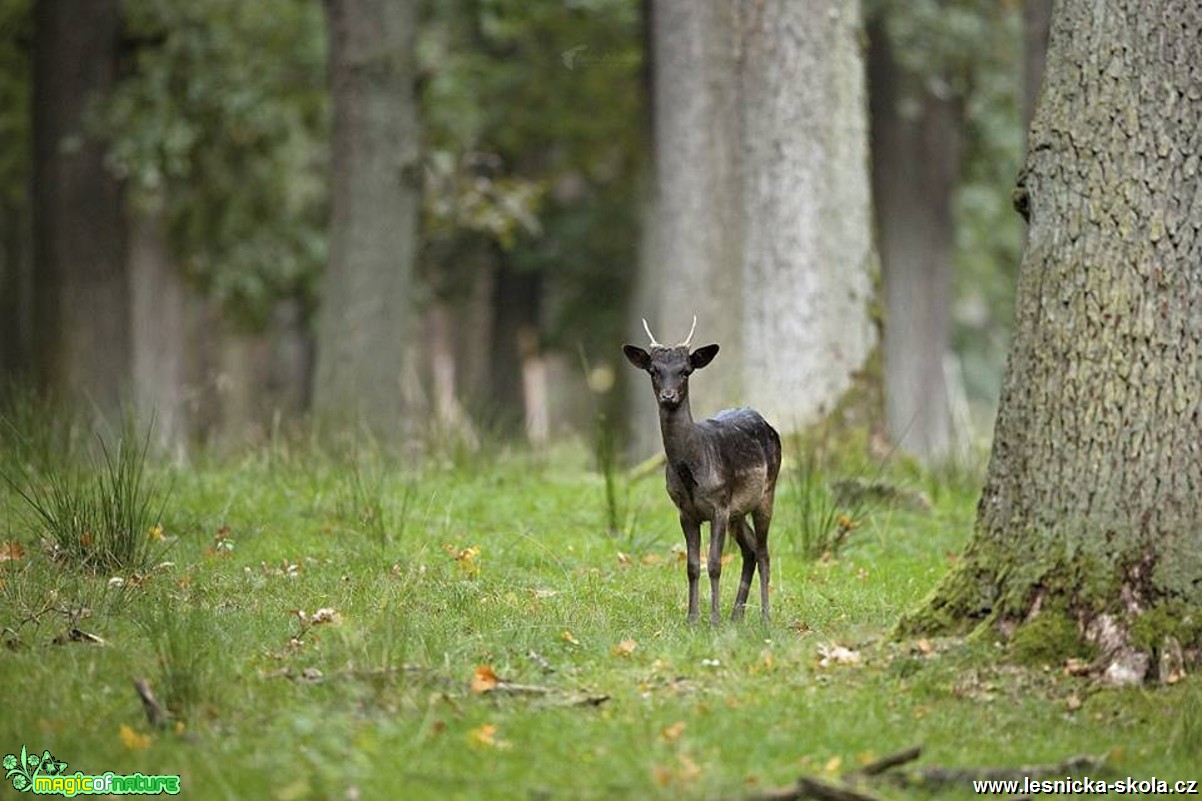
[{"x1": 973, "y1": 777, "x2": 1198, "y2": 795}]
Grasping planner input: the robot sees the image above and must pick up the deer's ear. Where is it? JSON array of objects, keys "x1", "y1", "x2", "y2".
[
  {"x1": 690, "y1": 344, "x2": 719, "y2": 370},
  {"x1": 623, "y1": 344, "x2": 652, "y2": 370}
]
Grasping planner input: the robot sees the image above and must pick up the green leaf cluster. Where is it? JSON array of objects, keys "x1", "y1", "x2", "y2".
[
  {"x1": 419, "y1": 0, "x2": 646, "y2": 345},
  {"x1": 103, "y1": 0, "x2": 328, "y2": 328}
]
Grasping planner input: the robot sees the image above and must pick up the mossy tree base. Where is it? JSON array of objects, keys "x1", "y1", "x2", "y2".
[{"x1": 900, "y1": 0, "x2": 1202, "y2": 685}]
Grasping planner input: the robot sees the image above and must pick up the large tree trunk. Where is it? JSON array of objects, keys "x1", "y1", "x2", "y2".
[
  {"x1": 32, "y1": 0, "x2": 128, "y2": 417},
  {"x1": 868, "y1": 15, "x2": 962, "y2": 463},
  {"x1": 631, "y1": 0, "x2": 741, "y2": 456},
  {"x1": 313, "y1": 0, "x2": 423, "y2": 443},
  {"x1": 738, "y1": 1, "x2": 877, "y2": 432},
  {"x1": 905, "y1": 0, "x2": 1202, "y2": 685},
  {"x1": 633, "y1": 0, "x2": 877, "y2": 455}
]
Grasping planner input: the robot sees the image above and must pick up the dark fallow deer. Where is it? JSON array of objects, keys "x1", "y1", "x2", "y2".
[{"x1": 624, "y1": 318, "x2": 781, "y2": 625}]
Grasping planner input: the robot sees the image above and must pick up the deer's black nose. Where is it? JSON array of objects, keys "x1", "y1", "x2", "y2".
[{"x1": 658, "y1": 390, "x2": 681, "y2": 407}]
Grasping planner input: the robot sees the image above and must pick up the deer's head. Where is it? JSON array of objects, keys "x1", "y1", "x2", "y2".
[{"x1": 623, "y1": 317, "x2": 719, "y2": 410}]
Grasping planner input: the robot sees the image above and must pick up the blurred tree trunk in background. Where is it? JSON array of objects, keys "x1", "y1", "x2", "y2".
[
  {"x1": 1022, "y1": 0, "x2": 1052, "y2": 132},
  {"x1": 635, "y1": 0, "x2": 876, "y2": 455},
  {"x1": 738, "y1": 1, "x2": 877, "y2": 433},
  {"x1": 868, "y1": 14, "x2": 962, "y2": 463},
  {"x1": 314, "y1": 0, "x2": 423, "y2": 443},
  {"x1": 631, "y1": 0, "x2": 741, "y2": 455},
  {"x1": 0, "y1": 197, "x2": 29, "y2": 380},
  {"x1": 128, "y1": 210, "x2": 189, "y2": 455},
  {"x1": 905, "y1": 0, "x2": 1202, "y2": 684},
  {"x1": 32, "y1": 0, "x2": 128, "y2": 417}
]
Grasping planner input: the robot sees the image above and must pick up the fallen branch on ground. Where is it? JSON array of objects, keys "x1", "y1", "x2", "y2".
[
  {"x1": 132, "y1": 677, "x2": 169, "y2": 728},
  {"x1": 740, "y1": 746, "x2": 1108, "y2": 801}
]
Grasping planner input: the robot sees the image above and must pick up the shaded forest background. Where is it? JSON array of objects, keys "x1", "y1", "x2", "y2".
[{"x1": 0, "y1": 0, "x2": 1038, "y2": 459}]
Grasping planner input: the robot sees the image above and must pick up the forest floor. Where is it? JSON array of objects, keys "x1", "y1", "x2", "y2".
[{"x1": 1, "y1": 432, "x2": 1198, "y2": 800}]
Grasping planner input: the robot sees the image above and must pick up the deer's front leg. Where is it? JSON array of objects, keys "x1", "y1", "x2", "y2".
[
  {"x1": 681, "y1": 515, "x2": 702, "y2": 624},
  {"x1": 707, "y1": 512, "x2": 728, "y2": 626}
]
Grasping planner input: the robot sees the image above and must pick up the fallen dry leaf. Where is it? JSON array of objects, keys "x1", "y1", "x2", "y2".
[
  {"x1": 0, "y1": 541, "x2": 24, "y2": 562},
  {"x1": 467, "y1": 723, "x2": 509, "y2": 749},
  {"x1": 661, "y1": 721, "x2": 686, "y2": 742},
  {"x1": 443, "y1": 544, "x2": 481, "y2": 577},
  {"x1": 612, "y1": 639, "x2": 638, "y2": 657},
  {"x1": 471, "y1": 665, "x2": 500, "y2": 694},
  {"x1": 915, "y1": 638, "x2": 934, "y2": 655},
  {"x1": 311, "y1": 608, "x2": 342, "y2": 625},
  {"x1": 119, "y1": 724, "x2": 151, "y2": 750},
  {"x1": 817, "y1": 643, "x2": 861, "y2": 667},
  {"x1": 1066, "y1": 693, "x2": 1082, "y2": 711},
  {"x1": 1064, "y1": 657, "x2": 1092, "y2": 676},
  {"x1": 561, "y1": 630, "x2": 580, "y2": 646}
]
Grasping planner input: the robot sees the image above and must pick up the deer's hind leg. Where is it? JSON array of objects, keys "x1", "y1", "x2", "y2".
[
  {"x1": 751, "y1": 504, "x2": 773, "y2": 623},
  {"x1": 731, "y1": 515, "x2": 757, "y2": 621}
]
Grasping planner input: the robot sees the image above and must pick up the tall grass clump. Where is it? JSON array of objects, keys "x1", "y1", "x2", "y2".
[
  {"x1": 784, "y1": 435, "x2": 877, "y2": 561},
  {"x1": 137, "y1": 592, "x2": 225, "y2": 720},
  {"x1": 3, "y1": 422, "x2": 169, "y2": 573},
  {"x1": 334, "y1": 458, "x2": 417, "y2": 549},
  {"x1": 580, "y1": 350, "x2": 637, "y2": 539}
]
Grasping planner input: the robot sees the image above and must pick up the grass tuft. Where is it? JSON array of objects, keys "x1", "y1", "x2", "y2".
[{"x1": 3, "y1": 421, "x2": 170, "y2": 573}]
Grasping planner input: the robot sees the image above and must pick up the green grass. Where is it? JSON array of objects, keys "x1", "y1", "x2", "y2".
[{"x1": 0, "y1": 440, "x2": 1197, "y2": 800}]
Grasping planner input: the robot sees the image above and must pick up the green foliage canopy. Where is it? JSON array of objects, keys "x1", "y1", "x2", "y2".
[{"x1": 103, "y1": 0, "x2": 328, "y2": 329}]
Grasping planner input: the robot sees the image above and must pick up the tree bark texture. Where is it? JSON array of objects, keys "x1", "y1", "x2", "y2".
[
  {"x1": 908, "y1": 0, "x2": 1202, "y2": 677},
  {"x1": 633, "y1": 0, "x2": 877, "y2": 455},
  {"x1": 868, "y1": 15, "x2": 962, "y2": 463},
  {"x1": 314, "y1": 0, "x2": 422, "y2": 442},
  {"x1": 32, "y1": 0, "x2": 128, "y2": 416}
]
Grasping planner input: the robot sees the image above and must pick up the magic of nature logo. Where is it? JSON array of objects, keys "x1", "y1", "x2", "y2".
[{"x1": 3, "y1": 745, "x2": 180, "y2": 796}]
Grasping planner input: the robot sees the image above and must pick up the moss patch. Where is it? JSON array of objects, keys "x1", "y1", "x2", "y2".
[
  {"x1": 1130, "y1": 601, "x2": 1202, "y2": 654},
  {"x1": 1010, "y1": 611, "x2": 1093, "y2": 667}
]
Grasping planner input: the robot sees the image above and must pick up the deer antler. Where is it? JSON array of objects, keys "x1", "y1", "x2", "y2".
[
  {"x1": 680, "y1": 315, "x2": 698, "y2": 348},
  {"x1": 642, "y1": 318, "x2": 662, "y2": 347}
]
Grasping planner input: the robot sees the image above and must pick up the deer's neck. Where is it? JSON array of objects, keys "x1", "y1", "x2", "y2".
[{"x1": 658, "y1": 402, "x2": 700, "y2": 465}]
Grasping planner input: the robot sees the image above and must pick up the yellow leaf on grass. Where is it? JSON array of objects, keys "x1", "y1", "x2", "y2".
[
  {"x1": 823, "y1": 755, "x2": 842, "y2": 774},
  {"x1": 661, "y1": 721, "x2": 686, "y2": 742},
  {"x1": 119, "y1": 724, "x2": 151, "y2": 750},
  {"x1": 468, "y1": 723, "x2": 509, "y2": 749},
  {"x1": 148, "y1": 524, "x2": 165, "y2": 542},
  {"x1": 561, "y1": 630, "x2": 580, "y2": 646},
  {"x1": 0, "y1": 541, "x2": 25, "y2": 562},
  {"x1": 611, "y1": 639, "x2": 637, "y2": 657},
  {"x1": 442, "y1": 544, "x2": 481, "y2": 577},
  {"x1": 471, "y1": 665, "x2": 500, "y2": 694}
]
